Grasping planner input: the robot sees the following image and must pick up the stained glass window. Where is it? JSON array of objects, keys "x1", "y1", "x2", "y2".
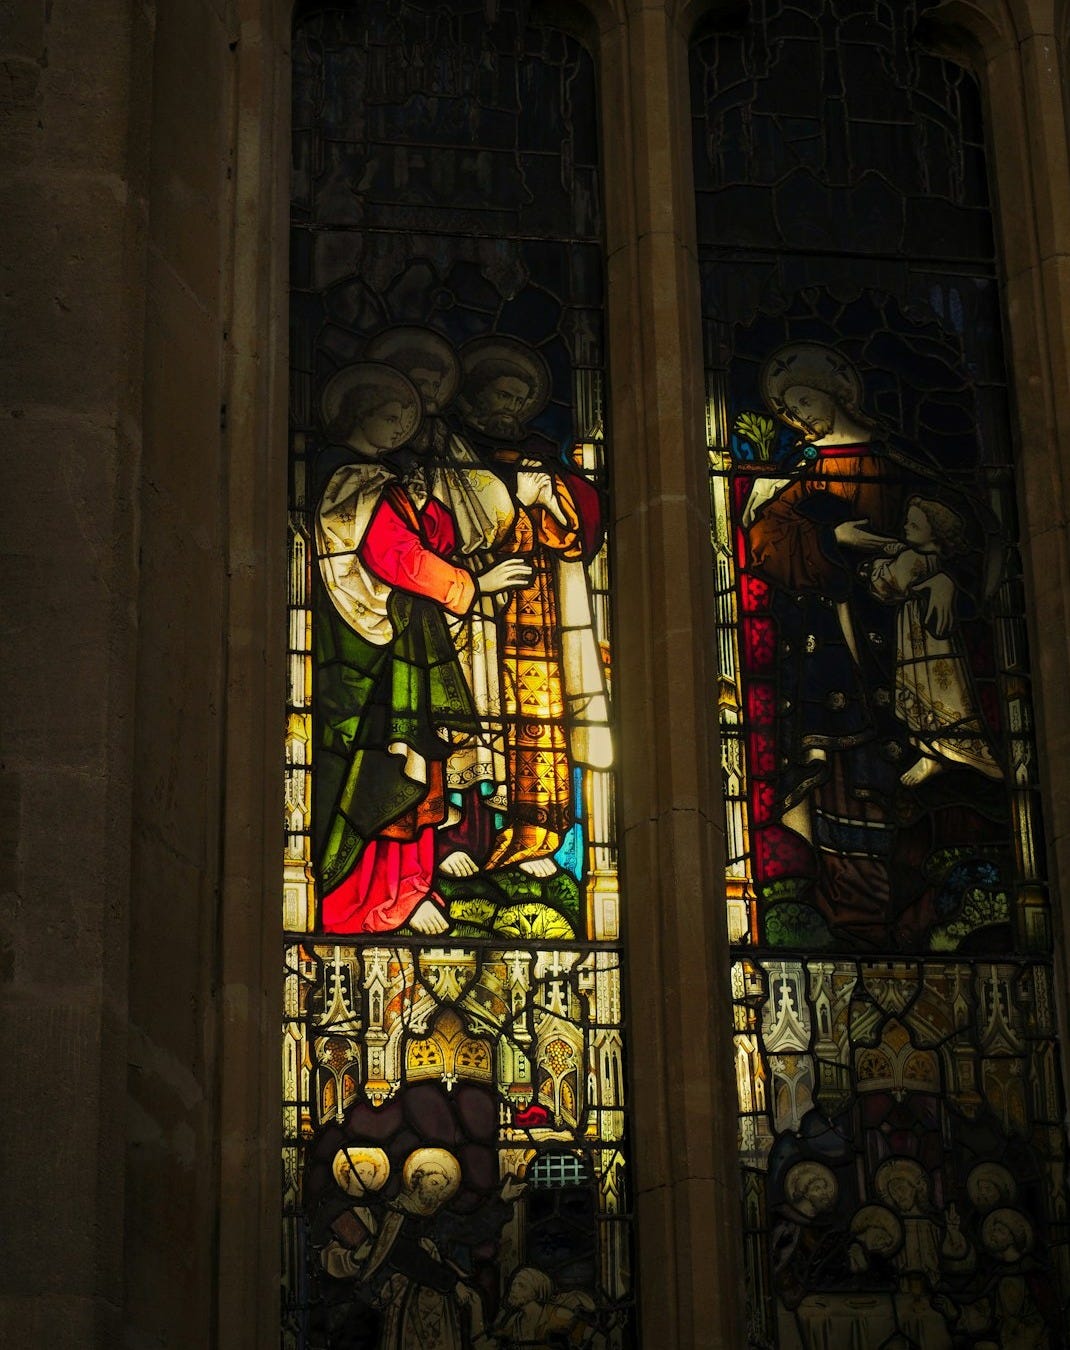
[
  {"x1": 693, "y1": 3, "x2": 1070, "y2": 1344},
  {"x1": 283, "y1": 4, "x2": 632, "y2": 1346}
]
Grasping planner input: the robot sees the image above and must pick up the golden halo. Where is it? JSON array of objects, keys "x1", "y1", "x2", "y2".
[
  {"x1": 364, "y1": 326, "x2": 462, "y2": 414},
  {"x1": 457, "y1": 335, "x2": 552, "y2": 431},
  {"x1": 966, "y1": 1162, "x2": 1016, "y2": 1211},
  {"x1": 760, "y1": 341, "x2": 864, "y2": 435},
  {"x1": 982, "y1": 1206, "x2": 1034, "y2": 1257},
  {"x1": 320, "y1": 361, "x2": 423, "y2": 455},
  {"x1": 332, "y1": 1145, "x2": 390, "y2": 1197},
  {"x1": 874, "y1": 1157, "x2": 929, "y2": 1209},
  {"x1": 402, "y1": 1146, "x2": 462, "y2": 1198},
  {"x1": 784, "y1": 1161, "x2": 837, "y2": 1209},
  {"x1": 850, "y1": 1204, "x2": 903, "y2": 1253}
]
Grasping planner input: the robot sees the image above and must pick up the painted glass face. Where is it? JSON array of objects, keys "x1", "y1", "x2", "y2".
[
  {"x1": 284, "y1": 4, "x2": 632, "y2": 1345},
  {"x1": 360, "y1": 399, "x2": 408, "y2": 452},
  {"x1": 693, "y1": 1, "x2": 1070, "y2": 1344}
]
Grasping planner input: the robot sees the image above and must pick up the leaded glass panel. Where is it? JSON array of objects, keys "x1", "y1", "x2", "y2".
[
  {"x1": 284, "y1": 5, "x2": 632, "y2": 1346},
  {"x1": 693, "y1": 3, "x2": 1070, "y2": 1344}
]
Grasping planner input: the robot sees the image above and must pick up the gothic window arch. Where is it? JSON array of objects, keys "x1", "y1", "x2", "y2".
[
  {"x1": 244, "y1": 0, "x2": 1070, "y2": 1344},
  {"x1": 282, "y1": 4, "x2": 634, "y2": 1344},
  {"x1": 692, "y1": 1, "x2": 1070, "y2": 1343}
]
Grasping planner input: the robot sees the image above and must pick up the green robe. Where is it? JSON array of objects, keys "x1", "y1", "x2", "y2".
[{"x1": 315, "y1": 584, "x2": 479, "y2": 895}]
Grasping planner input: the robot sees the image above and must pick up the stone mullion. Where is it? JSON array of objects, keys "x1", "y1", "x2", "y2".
[
  {"x1": 213, "y1": 3, "x2": 292, "y2": 1347},
  {"x1": 1006, "y1": 24, "x2": 1070, "y2": 977},
  {"x1": 596, "y1": 2, "x2": 746, "y2": 1344}
]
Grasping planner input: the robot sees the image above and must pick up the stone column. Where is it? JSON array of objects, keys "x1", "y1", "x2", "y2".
[
  {"x1": 597, "y1": 1, "x2": 747, "y2": 1342},
  {"x1": 0, "y1": 1, "x2": 152, "y2": 1343},
  {"x1": 212, "y1": 2, "x2": 290, "y2": 1345}
]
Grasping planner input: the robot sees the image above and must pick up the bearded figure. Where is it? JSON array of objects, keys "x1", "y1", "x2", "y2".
[{"x1": 454, "y1": 335, "x2": 612, "y2": 877}]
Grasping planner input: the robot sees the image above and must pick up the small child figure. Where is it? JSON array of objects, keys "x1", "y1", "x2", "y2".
[{"x1": 866, "y1": 496, "x2": 1002, "y2": 787}]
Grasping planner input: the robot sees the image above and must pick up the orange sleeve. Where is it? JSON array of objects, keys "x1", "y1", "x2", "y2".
[
  {"x1": 533, "y1": 475, "x2": 585, "y2": 559},
  {"x1": 749, "y1": 480, "x2": 846, "y2": 592}
]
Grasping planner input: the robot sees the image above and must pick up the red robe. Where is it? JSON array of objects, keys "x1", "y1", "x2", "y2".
[{"x1": 322, "y1": 488, "x2": 474, "y2": 934}]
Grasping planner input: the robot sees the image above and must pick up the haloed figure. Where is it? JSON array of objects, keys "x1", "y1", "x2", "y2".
[
  {"x1": 745, "y1": 342, "x2": 961, "y2": 941},
  {"x1": 314, "y1": 362, "x2": 531, "y2": 936},
  {"x1": 461, "y1": 364, "x2": 533, "y2": 441},
  {"x1": 361, "y1": 1149, "x2": 475, "y2": 1350},
  {"x1": 456, "y1": 336, "x2": 612, "y2": 878},
  {"x1": 363, "y1": 326, "x2": 518, "y2": 881},
  {"x1": 363, "y1": 1149, "x2": 525, "y2": 1350},
  {"x1": 312, "y1": 1147, "x2": 392, "y2": 1350},
  {"x1": 319, "y1": 1145, "x2": 392, "y2": 1278}
]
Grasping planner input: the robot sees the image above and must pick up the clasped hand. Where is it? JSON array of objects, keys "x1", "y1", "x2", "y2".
[{"x1": 516, "y1": 459, "x2": 568, "y2": 527}]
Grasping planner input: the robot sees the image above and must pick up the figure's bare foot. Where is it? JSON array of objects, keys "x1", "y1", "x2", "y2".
[
  {"x1": 518, "y1": 856, "x2": 558, "y2": 878},
  {"x1": 409, "y1": 898, "x2": 450, "y2": 935},
  {"x1": 439, "y1": 849, "x2": 479, "y2": 878},
  {"x1": 900, "y1": 755, "x2": 944, "y2": 787}
]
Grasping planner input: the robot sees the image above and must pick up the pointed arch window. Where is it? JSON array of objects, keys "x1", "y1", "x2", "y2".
[
  {"x1": 282, "y1": 4, "x2": 634, "y2": 1345},
  {"x1": 692, "y1": 2, "x2": 1070, "y2": 1342}
]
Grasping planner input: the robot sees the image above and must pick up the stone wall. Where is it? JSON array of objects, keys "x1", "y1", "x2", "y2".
[{"x1": 1, "y1": 1, "x2": 151, "y2": 1341}]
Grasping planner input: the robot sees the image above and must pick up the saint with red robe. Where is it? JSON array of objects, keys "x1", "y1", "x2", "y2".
[{"x1": 314, "y1": 362, "x2": 531, "y2": 934}]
